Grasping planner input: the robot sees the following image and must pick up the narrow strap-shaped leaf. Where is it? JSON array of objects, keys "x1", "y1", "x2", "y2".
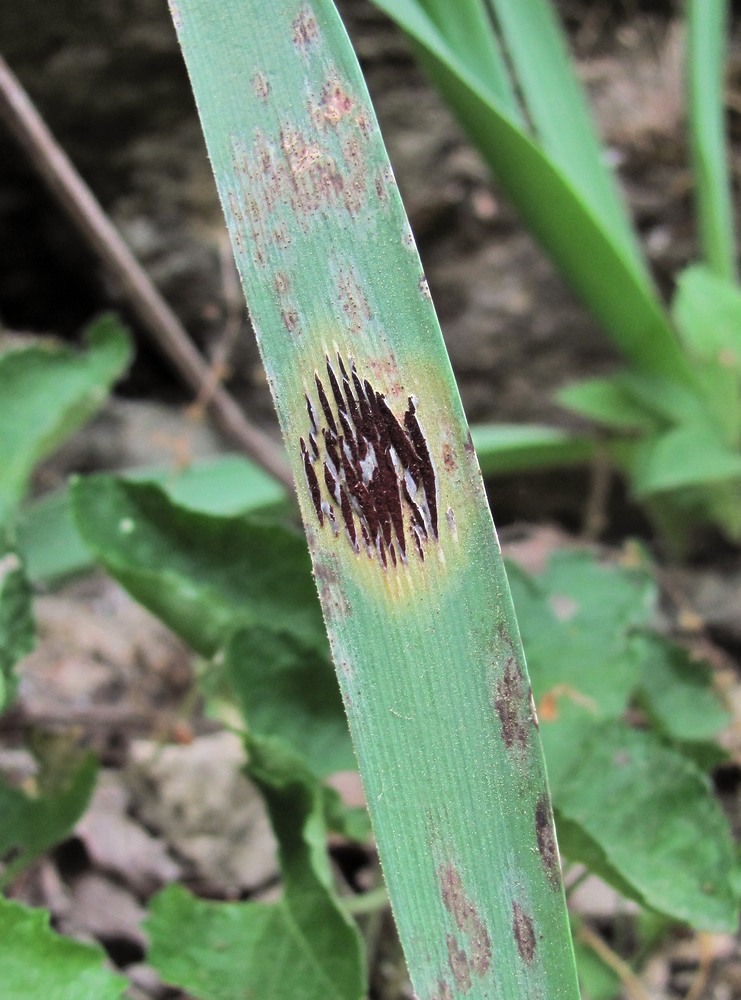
[
  {"x1": 170, "y1": 2, "x2": 580, "y2": 997},
  {"x1": 373, "y1": 0, "x2": 693, "y2": 386},
  {"x1": 415, "y1": 0, "x2": 519, "y2": 116},
  {"x1": 484, "y1": 0, "x2": 644, "y2": 273},
  {"x1": 686, "y1": 0, "x2": 736, "y2": 280}
]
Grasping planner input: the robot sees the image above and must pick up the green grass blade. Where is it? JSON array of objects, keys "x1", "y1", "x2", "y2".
[
  {"x1": 373, "y1": 0, "x2": 692, "y2": 385},
  {"x1": 170, "y1": 1, "x2": 580, "y2": 997},
  {"x1": 414, "y1": 0, "x2": 519, "y2": 116},
  {"x1": 485, "y1": 0, "x2": 644, "y2": 271},
  {"x1": 686, "y1": 0, "x2": 736, "y2": 280},
  {"x1": 471, "y1": 423, "x2": 595, "y2": 475}
]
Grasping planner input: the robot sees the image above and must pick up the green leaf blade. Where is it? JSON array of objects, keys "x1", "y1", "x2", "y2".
[
  {"x1": 0, "y1": 315, "x2": 131, "y2": 532},
  {"x1": 553, "y1": 722, "x2": 738, "y2": 932},
  {"x1": 147, "y1": 736, "x2": 365, "y2": 1000},
  {"x1": 372, "y1": 0, "x2": 689, "y2": 385},
  {"x1": 71, "y1": 475, "x2": 325, "y2": 658},
  {"x1": 0, "y1": 552, "x2": 34, "y2": 711},
  {"x1": 170, "y1": 2, "x2": 580, "y2": 997},
  {"x1": 686, "y1": 0, "x2": 736, "y2": 280},
  {"x1": 0, "y1": 898, "x2": 127, "y2": 1000},
  {"x1": 0, "y1": 752, "x2": 98, "y2": 886}
]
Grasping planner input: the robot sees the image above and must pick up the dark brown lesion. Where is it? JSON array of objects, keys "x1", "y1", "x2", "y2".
[{"x1": 300, "y1": 354, "x2": 439, "y2": 567}]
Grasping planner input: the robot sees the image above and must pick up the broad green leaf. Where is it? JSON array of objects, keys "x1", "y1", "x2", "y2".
[
  {"x1": 508, "y1": 551, "x2": 655, "y2": 722},
  {"x1": 71, "y1": 476, "x2": 325, "y2": 658},
  {"x1": 471, "y1": 423, "x2": 594, "y2": 475},
  {"x1": 686, "y1": 0, "x2": 736, "y2": 281},
  {"x1": 552, "y1": 721, "x2": 738, "y2": 932},
  {"x1": 0, "y1": 315, "x2": 131, "y2": 532},
  {"x1": 0, "y1": 552, "x2": 34, "y2": 712},
  {"x1": 0, "y1": 752, "x2": 97, "y2": 887},
  {"x1": 558, "y1": 376, "x2": 663, "y2": 432},
  {"x1": 672, "y1": 265, "x2": 741, "y2": 445},
  {"x1": 147, "y1": 734, "x2": 364, "y2": 1000},
  {"x1": 634, "y1": 632, "x2": 731, "y2": 744},
  {"x1": 631, "y1": 424, "x2": 741, "y2": 497},
  {"x1": 18, "y1": 455, "x2": 289, "y2": 584},
  {"x1": 673, "y1": 266, "x2": 741, "y2": 364},
  {"x1": 0, "y1": 897, "x2": 127, "y2": 1000},
  {"x1": 225, "y1": 626, "x2": 355, "y2": 778},
  {"x1": 372, "y1": 0, "x2": 690, "y2": 385}
]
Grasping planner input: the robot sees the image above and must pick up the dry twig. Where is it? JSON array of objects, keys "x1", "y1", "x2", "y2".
[{"x1": 0, "y1": 55, "x2": 293, "y2": 491}]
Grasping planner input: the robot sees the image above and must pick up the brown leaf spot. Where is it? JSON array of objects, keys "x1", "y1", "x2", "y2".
[
  {"x1": 431, "y1": 980, "x2": 453, "y2": 1000},
  {"x1": 442, "y1": 442, "x2": 457, "y2": 473},
  {"x1": 337, "y1": 270, "x2": 372, "y2": 335},
  {"x1": 292, "y1": 7, "x2": 318, "y2": 46},
  {"x1": 281, "y1": 309, "x2": 299, "y2": 333},
  {"x1": 446, "y1": 934, "x2": 472, "y2": 992},
  {"x1": 535, "y1": 796, "x2": 561, "y2": 888},
  {"x1": 251, "y1": 70, "x2": 270, "y2": 101},
  {"x1": 439, "y1": 864, "x2": 492, "y2": 979},
  {"x1": 512, "y1": 901, "x2": 536, "y2": 964},
  {"x1": 493, "y1": 656, "x2": 530, "y2": 752}
]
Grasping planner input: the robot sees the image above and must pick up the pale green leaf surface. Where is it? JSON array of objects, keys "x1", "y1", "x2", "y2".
[
  {"x1": 18, "y1": 455, "x2": 288, "y2": 583},
  {"x1": 673, "y1": 266, "x2": 741, "y2": 362},
  {"x1": 71, "y1": 476, "x2": 325, "y2": 658},
  {"x1": 147, "y1": 734, "x2": 364, "y2": 1000},
  {"x1": 0, "y1": 897, "x2": 126, "y2": 1000},
  {"x1": 0, "y1": 315, "x2": 131, "y2": 532},
  {"x1": 471, "y1": 423, "x2": 595, "y2": 474},
  {"x1": 0, "y1": 754, "x2": 97, "y2": 886},
  {"x1": 0, "y1": 552, "x2": 34, "y2": 711},
  {"x1": 552, "y1": 722, "x2": 738, "y2": 931},
  {"x1": 372, "y1": 0, "x2": 689, "y2": 384}
]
